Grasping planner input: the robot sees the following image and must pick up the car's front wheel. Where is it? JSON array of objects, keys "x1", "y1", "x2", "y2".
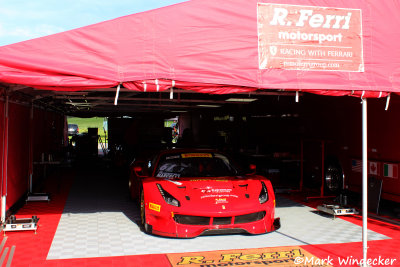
[{"x1": 140, "y1": 190, "x2": 152, "y2": 234}]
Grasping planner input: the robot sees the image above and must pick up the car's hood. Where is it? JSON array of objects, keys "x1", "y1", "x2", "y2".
[{"x1": 156, "y1": 176, "x2": 267, "y2": 212}]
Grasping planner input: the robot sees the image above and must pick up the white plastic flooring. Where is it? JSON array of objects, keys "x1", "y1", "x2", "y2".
[{"x1": 47, "y1": 168, "x2": 389, "y2": 259}]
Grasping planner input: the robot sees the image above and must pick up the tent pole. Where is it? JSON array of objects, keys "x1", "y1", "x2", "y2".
[
  {"x1": 362, "y1": 98, "x2": 368, "y2": 266},
  {"x1": 300, "y1": 139, "x2": 303, "y2": 191},
  {"x1": 1, "y1": 95, "x2": 9, "y2": 223},
  {"x1": 320, "y1": 140, "x2": 325, "y2": 197},
  {"x1": 29, "y1": 101, "x2": 34, "y2": 193}
]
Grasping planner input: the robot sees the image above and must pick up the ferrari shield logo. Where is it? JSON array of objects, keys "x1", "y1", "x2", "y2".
[{"x1": 269, "y1": 45, "x2": 277, "y2": 56}]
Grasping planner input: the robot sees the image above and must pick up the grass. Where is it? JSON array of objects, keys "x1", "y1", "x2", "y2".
[{"x1": 67, "y1": 116, "x2": 108, "y2": 142}]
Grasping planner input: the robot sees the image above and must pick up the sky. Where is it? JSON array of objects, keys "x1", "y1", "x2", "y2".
[{"x1": 0, "y1": 0, "x2": 187, "y2": 46}]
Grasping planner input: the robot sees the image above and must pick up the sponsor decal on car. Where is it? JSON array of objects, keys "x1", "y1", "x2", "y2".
[
  {"x1": 157, "y1": 172, "x2": 181, "y2": 178},
  {"x1": 201, "y1": 194, "x2": 239, "y2": 199},
  {"x1": 167, "y1": 180, "x2": 183, "y2": 186},
  {"x1": 182, "y1": 153, "x2": 213, "y2": 158},
  {"x1": 149, "y1": 202, "x2": 161, "y2": 212},
  {"x1": 215, "y1": 198, "x2": 228, "y2": 204},
  {"x1": 166, "y1": 155, "x2": 181, "y2": 160},
  {"x1": 167, "y1": 246, "x2": 332, "y2": 266},
  {"x1": 201, "y1": 189, "x2": 232, "y2": 194},
  {"x1": 190, "y1": 179, "x2": 228, "y2": 182}
]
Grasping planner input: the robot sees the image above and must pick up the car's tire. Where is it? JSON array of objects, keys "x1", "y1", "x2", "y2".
[
  {"x1": 324, "y1": 161, "x2": 343, "y2": 194},
  {"x1": 140, "y1": 190, "x2": 152, "y2": 234}
]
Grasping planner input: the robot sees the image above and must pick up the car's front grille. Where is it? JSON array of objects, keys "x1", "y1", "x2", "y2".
[
  {"x1": 174, "y1": 211, "x2": 266, "y2": 226},
  {"x1": 213, "y1": 217, "x2": 231, "y2": 225},
  {"x1": 174, "y1": 215, "x2": 210, "y2": 225},
  {"x1": 234, "y1": 211, "x2": 266, "y2": 224}
]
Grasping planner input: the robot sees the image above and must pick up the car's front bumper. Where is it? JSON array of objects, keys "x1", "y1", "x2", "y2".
[{"x1": 146, "y1": 209, "x2": 280, "y2": 238}]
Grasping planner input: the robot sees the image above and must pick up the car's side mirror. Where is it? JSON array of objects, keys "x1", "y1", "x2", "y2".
[
  {"x1": 248, "y1": 164, "x2": 257, "y2": 175},
  {"x1": 133, "y1": 163, "x2": 149, "y2": 178}
]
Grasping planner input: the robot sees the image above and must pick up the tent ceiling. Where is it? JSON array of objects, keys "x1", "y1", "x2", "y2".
[{"x1": 1, "y1": 83, "x2": 299, "y2": 117}]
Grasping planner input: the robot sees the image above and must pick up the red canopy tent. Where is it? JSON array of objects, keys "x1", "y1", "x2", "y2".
[
  {"x1": 0, "y1": 0, "x2": 399, "y2": 96},
  {"x1": 1, "y1": 1, "x2": 400, "y2": 266}
]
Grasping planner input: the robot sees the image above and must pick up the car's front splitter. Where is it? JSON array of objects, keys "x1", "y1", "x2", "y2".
[{"x1": 146, "y1": 210, "x2": 279, "y2": 238}]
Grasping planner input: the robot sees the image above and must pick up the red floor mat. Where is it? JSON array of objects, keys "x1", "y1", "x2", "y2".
[{"x1": 3, "y1": 175, "x2": 400, "y2": 267}]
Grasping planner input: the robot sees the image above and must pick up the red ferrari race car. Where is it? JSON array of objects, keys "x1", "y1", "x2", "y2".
[{"x1": 129, "y1": 149, "x2": 280, "y2": 238}]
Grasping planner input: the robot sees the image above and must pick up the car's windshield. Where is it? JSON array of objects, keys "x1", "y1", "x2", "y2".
[{"x1": 154, "y1": 152, "x2": 239, "y2": 178}]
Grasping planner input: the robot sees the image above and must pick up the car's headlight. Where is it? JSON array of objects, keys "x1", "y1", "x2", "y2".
[
  {"x1": 157, "y1": 184, "x2": 181, "y2": 207},
  {"x1": 259, "y1": 181, "x2": 269, "y2": 204}
]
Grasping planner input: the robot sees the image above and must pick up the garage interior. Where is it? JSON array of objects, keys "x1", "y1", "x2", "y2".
[{"x1": 1, "y1": 84, "x2": 399, "y2": 266}]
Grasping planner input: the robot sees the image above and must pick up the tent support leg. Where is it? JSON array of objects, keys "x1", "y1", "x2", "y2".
[
  {"x1": 29, "y1": 101, "x2": 34, "y2": 194},
  {"x1": 300, "y1": 139, "x2": 303, "y2": 191},
  {"x1": 1, "y1": 95, "x2": 9, "y2": 223},
  {"x1": 1, "y1": 196, "x2": 5, "y2": 223},
  {"x1": 320, "y1": 140, "x2": 325, "y2": 197},
  {"x1": 362, "y1": 98, "x2": 368, "y2": 267}
]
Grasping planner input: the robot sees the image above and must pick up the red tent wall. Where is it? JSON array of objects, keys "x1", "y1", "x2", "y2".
[
  {"x1": 0, "y1": 100, "x2": 65, "y2": 211},
  {"x1": 7, "y1": 103, "x2": 30, "y2": 209}
]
